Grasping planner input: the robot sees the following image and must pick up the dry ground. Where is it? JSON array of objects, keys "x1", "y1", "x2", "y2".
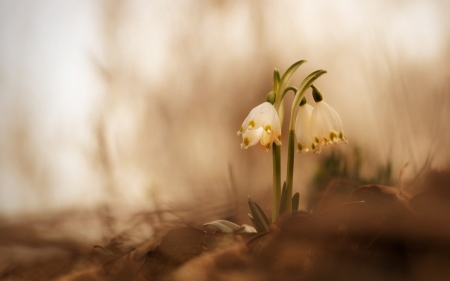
[{"x1": 1, "y1": 169, "x2": 450, "y2": 281}]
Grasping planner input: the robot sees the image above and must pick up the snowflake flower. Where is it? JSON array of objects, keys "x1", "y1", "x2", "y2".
[
  {"x1": 310, "y1": 85, "x2": 347, "y2": 154},
  {"x1": 295, "y1": 98, "x2": 314, "y2": 153},
  {"x1": 238, "y1": 102, "x2": 282, "y2": 150}
]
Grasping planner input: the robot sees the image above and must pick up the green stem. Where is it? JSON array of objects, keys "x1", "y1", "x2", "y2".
[
  {"x1": 281, "y1": 86, "x2": 298, "y2": 102},
  {"x1": 272, "y1": 143, "x2": 281, "y2": 222},
  {"x1": 274, "y1": 60, "x2": 307, "y2": 118},
  {"x1": 289, "y1": 70, "x2": 327, "y2": 131},
  {"x1": 285, "y1": 70, "x2": 327, "y2": 215},
  {"x1": 285, "y1": 130, "x2": 296, "y2": 213}
]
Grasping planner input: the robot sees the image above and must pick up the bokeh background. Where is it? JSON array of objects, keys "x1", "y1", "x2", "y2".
[{"x1": 1, "y1": 0, "x2": 449, "y2": 223}]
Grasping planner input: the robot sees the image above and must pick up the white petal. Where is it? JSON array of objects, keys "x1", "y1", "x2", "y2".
[
  {"x1": 310, "y1": 101, "x2": 344, "y2": 145},
  {"x1": 252, "y1": 103, "x2": 278, "y2": 131},
  {"x1": 239, "y1": 112, "x2": 253, "y2": 133},
  {"x1": 273, "y1": 137, "x2": 282, "y2": 146},
  {"x1": 239, "y1": 103, "x2": 268, "y2": 132},
  {"x1": 270, "y1": 109, "x2": 282, "y2": 136},
  {"x1": 312, "y1": 142, "x2": 322, "y2": 155},
  {"x1": 295, "y1": 103, "x2": 313, "y2": 153},
  {"x1": 259, "y1": 130, "x2": 272, "y2": 146},
  {"x1": 238, "y1": 102, "x2": 282, "y2": 149},
  {"x1": 241, "y1": 127, "x2": 264, "y2": 149}
]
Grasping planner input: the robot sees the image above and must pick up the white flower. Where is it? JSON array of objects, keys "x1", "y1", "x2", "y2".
[
  {"x1": 238, "y1": 102, "x2": 282, "y2": 150},
  {"x1": 295, "y1": 101, "x2": 314, "y2": 153},
  {"x1": 310, "y1": 100, "x2": 347, "y2": 154}
]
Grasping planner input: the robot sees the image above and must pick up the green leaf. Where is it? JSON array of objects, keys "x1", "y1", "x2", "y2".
[
  {"x1": 203, "y1": 220, "x2": 243, "y2": 233},
  {"x1": 248, "y1": 198, "x2": 270, "y2": 232},
  {"x1": 279, "y1": 182, "x2": 287, "y2": 215},
  {"x1": 279, "y1": 60, "x2": 307, "y2": 94},
  {"x1": 292, "y1": 192, "x2": 299, "y2": 213},
  {"x1": 273, "y1": 68, "x2": 281, "y2": 93},
  {"x1": 248, "y1": 213, "x2": 257, "y2": 227},
  {"x1": 248, "y1": 213, "x2": 265, "y2": 233},
  {"x1": 297, "y1": 69, "x2": 327, "y2": 93},
  {"x1": 253, "y1": 200, "x2": 270, "y2": 226},
  {"x1": 203, "y1": 220, "x2": 256, "y2": 233}
]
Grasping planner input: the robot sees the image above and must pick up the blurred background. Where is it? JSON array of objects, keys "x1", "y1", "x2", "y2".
[{"x1": 0, "y1": 0, "x2": 449, "y2": 224}]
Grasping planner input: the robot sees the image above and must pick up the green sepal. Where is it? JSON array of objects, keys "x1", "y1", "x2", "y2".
[
  {"x1": 292, "y1": 192, "x2": 299, "y2": 213},
  {"x1": 248, "y1": 197, "x2": 270, "y2": 233},
  {"x1": 299, "y1": 97, "x2": 307, "y2": 106},
  {"x1": 273, "y1": 68, "x2": 281, "y2": 93},
  {"x1": 265, "y1": 91, "x2": 276, "y2": 104},
  {"x1": 311, "y1": 84, "x2": 323, "y2": 102},
  {"x1": 279, "y1": 182, "x2": 287, "y2": 215}
]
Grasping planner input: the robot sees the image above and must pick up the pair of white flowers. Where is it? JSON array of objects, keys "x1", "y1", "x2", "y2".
[{"x1": 238, "y1": 97, "x2": 347, "y2": 154}]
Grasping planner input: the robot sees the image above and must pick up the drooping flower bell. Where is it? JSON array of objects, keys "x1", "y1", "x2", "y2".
[
  {"x1": 309, "y1": 85, "x2": 347, "y2": 154},
  {"x1": 295, "y1": 97, "x2": 314, "y2": 153},
  {"x1": 238, "y1": 102, "x2": 282, "y2": 150}
]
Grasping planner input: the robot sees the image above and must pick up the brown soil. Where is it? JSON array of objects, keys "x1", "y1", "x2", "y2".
[{"x1": 2, "y1": 170, "x2": 450, "y2": 281}]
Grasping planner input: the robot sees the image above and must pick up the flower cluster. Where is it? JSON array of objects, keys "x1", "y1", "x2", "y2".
[
  {"x1": 237, "y1": 102, "x2": 282, "y2": 151},
  {"x1": 238, "y1": 86, "x2": 346, "y2": 155},
  {"x1": 296, "y1": 95, "x2": 347, "y2": 155}
]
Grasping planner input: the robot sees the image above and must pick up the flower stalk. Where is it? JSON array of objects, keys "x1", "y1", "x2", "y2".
[
  {"x1": 269, "y1": 61, "x2": 306, "y2": 221},
  {"x1": 272, "y1": 144, "x2": 281, "y2": 222},
  {"x1": 284, "y1": 70, "x2": 327, "y2": 214}
]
